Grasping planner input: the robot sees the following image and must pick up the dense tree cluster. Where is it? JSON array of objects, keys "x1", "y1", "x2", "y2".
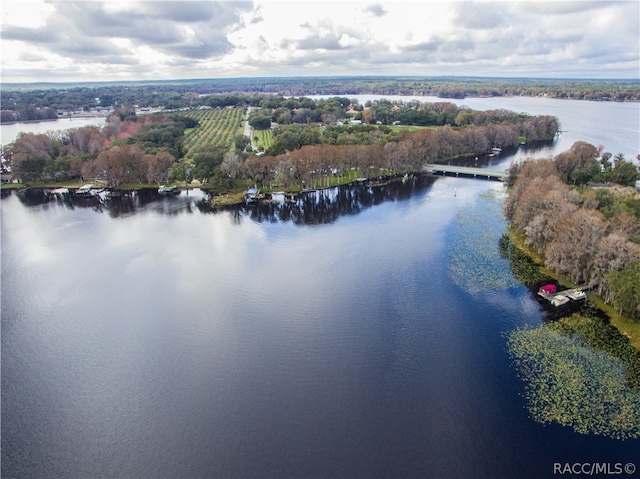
[
  {"x1": 238, "y1": 116, "x2": 555, "y2": 191},
  {"x1": 2, "y1": 77, "x2": 637, "y2": 123},
  {"x1": 1, "y1": 106, "x2": 58, "y2": 123},
  {"x1": 507, "y1": 141, "x2": 640, "y2": 188},
  {"x1": 246, "y1": 96, "x2": 559, "y2": 141},
  {"x1": 5, "y1": 111, "x2": 189, "y2": 185},
  {"x1": 264, "y1": 110, "x2": 557, "y2": 156},
  {"x1": 505, "y1": 151, "x2": 640, "y2": 319}
]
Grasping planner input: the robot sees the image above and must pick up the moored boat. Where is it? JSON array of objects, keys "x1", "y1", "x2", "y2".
[
  {"x1": 158, "y1": 185, "x2": 179, "y2": 195},
  {"x1": 567, "y1": 290, "x2": 587, "y2": 301},
  {"x1": 538, "y1": 284, "x2": 557, "y2": 297},
  {"x1": 550, "y1": 295, "x2": 570, "y2": 307},
  {"x1": 245, "y1": 187, "x2": 260, "y2": 204},
  {"x1": 76, "y1": 184, "x2": 94, "y2": 196}
]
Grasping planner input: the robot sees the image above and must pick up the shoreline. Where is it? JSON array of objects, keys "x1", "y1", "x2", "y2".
[
  {"x1": 506, "y1": 227, "x2": 640, "y2": 351},
  {"x1": 0, "y1": 113, "x2": 110, "y2": 126}
]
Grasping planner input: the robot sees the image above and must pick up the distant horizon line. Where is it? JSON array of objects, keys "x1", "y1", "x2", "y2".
[{"x1": 2, "y1": 74, "x2": 639, "y2": 89}]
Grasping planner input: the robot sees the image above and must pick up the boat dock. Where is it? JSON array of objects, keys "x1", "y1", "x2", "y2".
[{"x1": 537, "y1": 284, "x2": 589, "y2": 306}]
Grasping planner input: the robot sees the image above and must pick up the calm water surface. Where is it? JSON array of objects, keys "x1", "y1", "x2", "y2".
[
  {"x1": 2, "y1": 98, "x2": 640, "y2": 478},
  {"x1": 1, "y1": 117, "x2": 107, "y2": 145}
]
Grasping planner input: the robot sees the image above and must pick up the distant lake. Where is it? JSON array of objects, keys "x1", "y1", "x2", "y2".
[
  {"x1": 2, "y1": 98, "x2": 639, "y2": 479},
  {"x1": 1, "y1": 116, "x2": 107, "y2": 145}
]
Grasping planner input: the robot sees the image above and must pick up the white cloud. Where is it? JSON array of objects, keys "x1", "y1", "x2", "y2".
[{"x1": 0, "y1": 0, "x2": 638, "y2": 82}]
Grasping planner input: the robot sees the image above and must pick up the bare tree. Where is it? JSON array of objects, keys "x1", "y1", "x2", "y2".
[
  {"x1": 591, "y1": 233, "x2": 640, "y2": 300},
  {"x1": 146, "y1": 151, "x2": 175, "y2": 184},
  {"x1": 545, "y1": 208, "x2": 606, "y2": 284},
  {"x1": 220, "y1": 151, "x2": 243, "y2": 186}
]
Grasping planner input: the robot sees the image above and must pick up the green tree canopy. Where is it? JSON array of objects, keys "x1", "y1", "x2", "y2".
[
  {"x1": 191, "y1": 145, "x2": 226, "y2": 183},
  {"x1": 608, "y1": 260, "x2": 640, "y2": 320}
]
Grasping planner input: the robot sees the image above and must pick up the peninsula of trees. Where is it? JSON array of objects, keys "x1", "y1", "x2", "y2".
[
  {"x1": 505, "y1": 143, "x2": 640, "y2": 322},
  {"x1": 2, "y1": 95, "x2": 560, "y2": 191}
]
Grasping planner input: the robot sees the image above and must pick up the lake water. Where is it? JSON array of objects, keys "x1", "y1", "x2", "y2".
[
  {"x1": 2, "y1": 98, "x2": 640, "y2": 478},
  {"x1": 1, "y1": 116, "x2": 107, "y2": 146}
]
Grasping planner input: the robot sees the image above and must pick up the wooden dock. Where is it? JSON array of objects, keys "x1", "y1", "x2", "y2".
[
  {"x1": 424, "y1": 164, "x2": 507, "y2": 181},
  {"x1": 537, "y1": 285, "x2": 589, "y2": 306}
]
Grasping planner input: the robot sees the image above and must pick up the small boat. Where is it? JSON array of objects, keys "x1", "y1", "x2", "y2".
[
  {"x1": 550, "y1": 295, "x2": 569, "y2": 307},
  {"x1": 158, "y1": 185, "x2": 179, "y2": 195},
  {"x1": 76, "y1": 184, "x2": 94, "y2": 196},
  {"x1": 567, "y1": 290, "x2": 587, "y2": 301},
  {"x1": 538, "y1": 284, "x2": 557, "y2": 297},
  {"x1": 245, "y1": 187, "x2": 260, "y2": 204}
]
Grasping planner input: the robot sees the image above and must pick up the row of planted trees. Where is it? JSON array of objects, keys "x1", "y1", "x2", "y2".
[
  {"x1": 181, "y1": 107, "x2": 245, "y2": 155},
  {"x1": 504, "y1": 145, "x2": 640, "y2": 319}
]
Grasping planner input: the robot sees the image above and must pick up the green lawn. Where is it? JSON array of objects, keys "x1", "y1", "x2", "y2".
[{"x1": 253, "y1": 129, "x2": 274, "y2": 150}]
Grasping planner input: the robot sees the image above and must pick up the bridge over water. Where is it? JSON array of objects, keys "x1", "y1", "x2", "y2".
[{"x1": 424, "y1": 164, "x2": 507, "y2": 181}]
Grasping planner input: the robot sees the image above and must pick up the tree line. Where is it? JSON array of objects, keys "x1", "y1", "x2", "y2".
[
  {"x1": 240, "y1": 113, "x2": 558, "y2": 190},
  {"x1": 2, "y1": 77, "x2": 638, "y2": 123},
  {"x1": 261, "y1": 110, "x2": 558, "y2": 156},
  {"x1": 248, "y1": 97, "x2": 560, "y2": 137},
  {"x1": 504, "y1": 145, "x2": 640, "y2": 320}
]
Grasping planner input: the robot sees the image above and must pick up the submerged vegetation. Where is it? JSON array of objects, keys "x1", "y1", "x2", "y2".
[
  {"x1": 508, "y1": 313, "x2": 640, "y2": 440},
  {"x1": 447, "y1": 185, "x2": 640, "y2": 440},
  {"x1": 503, "y1": 148, "x2": 640, "y2": 438},
  {"x1": 447, "y1": 190, "x2": 523, "y2": 293},
  {"x1": 498, "y1": 234, "x2": 550, "y2": 286}
]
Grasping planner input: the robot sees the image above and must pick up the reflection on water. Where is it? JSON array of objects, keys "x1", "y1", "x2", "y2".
[
  {"x1": 9, "y1": 174, "x2": 439, "y2": 225},
  {"x1": 3, "y1": 151, "x2": 640, "y2": 478},
  {"x1": 221, "y1": 174, "x2": 438, "y2": 225},
  {"x1": 10, "y1": 187, "x2": 209, "y2": 217}
]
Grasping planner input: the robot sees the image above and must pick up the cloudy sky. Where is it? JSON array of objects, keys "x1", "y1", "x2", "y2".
[{"x1": 1, "y1": 0, "x2": 638, "y2": 83}]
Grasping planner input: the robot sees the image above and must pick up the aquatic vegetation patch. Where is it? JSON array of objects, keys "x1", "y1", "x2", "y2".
[
  {"x1": 498, "y1": 234, "x2": 549, "y2": 286},
  {"x1": 447, "y1": 190, "x2": 521, "y2": 293},
  {"x1": 507, "y1": 314, "x2": 640, "y2": 440}
]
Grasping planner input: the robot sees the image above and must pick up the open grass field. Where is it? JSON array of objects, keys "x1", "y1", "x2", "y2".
[
  {"x1": 253, "y1": 129, "x2": 274, "y2": 150},
  {"x1": 181, "y1": 106, "x2": 246, "y2": 157}
]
